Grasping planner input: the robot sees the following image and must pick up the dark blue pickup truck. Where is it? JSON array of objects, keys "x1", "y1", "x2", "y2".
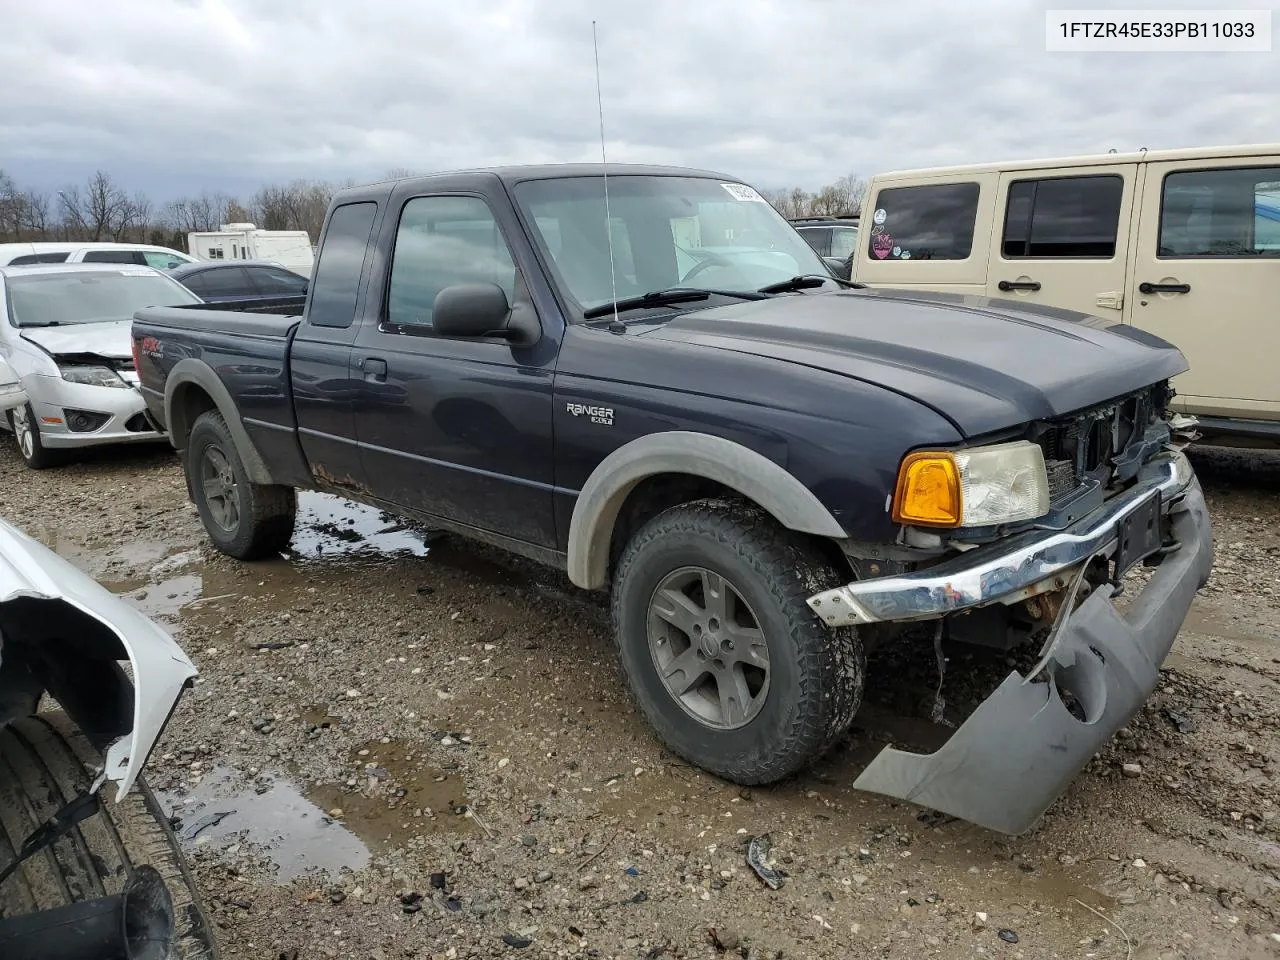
[{"x1": 132, "y1": 164, "x2": 1213, "y2": 834}]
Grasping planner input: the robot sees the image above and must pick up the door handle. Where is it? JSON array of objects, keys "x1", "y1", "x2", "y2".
[
  {"x1": 360, "y1": 357, "x2": 388, "y2": 382},
  {"x1": 1138, "y1": 281, "x2": 1191, "y2": 295},
  {"x1": 997, "y1": 279, "x2": 1042, "y2": 292}
]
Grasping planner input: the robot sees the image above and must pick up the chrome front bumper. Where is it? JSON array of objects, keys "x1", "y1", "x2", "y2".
[
  {"x1": 808, "y1": 451, "x2": 1197, "y2": 627},
  {"x1": 809, "y1": 450, "x2": 1214, "y2": 835}
]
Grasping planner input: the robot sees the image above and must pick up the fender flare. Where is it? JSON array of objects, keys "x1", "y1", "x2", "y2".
[
  {"x1": 566, "y1": 430, "x2": 848, "y2": 590},
  {"x1": 163, "y1": 358, "x2": 274, "y2": 485}
]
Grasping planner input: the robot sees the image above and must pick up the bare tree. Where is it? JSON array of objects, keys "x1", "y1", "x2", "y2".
[{"x1": 22, "y1": 191, "x2": 50, "y2": 237}]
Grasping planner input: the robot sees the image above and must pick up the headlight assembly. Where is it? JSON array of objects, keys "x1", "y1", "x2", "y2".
[
  {"x1": 892, "y1": 440, "x2": 1050, "y2": 528},
  {"x1": 58, "y1": 364, "x2": 129, "y2": 389}
]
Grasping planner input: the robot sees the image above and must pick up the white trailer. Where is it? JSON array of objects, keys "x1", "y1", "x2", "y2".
[{"x1": 187, "y1": 222, "x2": 315, "y2": 274}]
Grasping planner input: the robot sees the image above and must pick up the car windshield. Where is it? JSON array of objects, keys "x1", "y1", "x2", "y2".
[
  {"x1": 4, "y1": 269, "x2": 202, "y2": 327},
  {"x1": 513, "y1": 175, "x2": 831, "y2": 316}
]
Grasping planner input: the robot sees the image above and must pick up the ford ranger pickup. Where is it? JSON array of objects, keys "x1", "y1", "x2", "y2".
[{"x1": 131, "y1": 164, "x2": 1213, "y2": 834}]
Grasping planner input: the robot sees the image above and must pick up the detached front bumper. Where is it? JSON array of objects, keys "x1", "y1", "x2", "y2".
[{"x1": 808, "y1": 451, "x2": 1213, "y2": 835}]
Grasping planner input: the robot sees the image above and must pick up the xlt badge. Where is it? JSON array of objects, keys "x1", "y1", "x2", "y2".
[{"x1": 566, "y1": 402, "x2": 614, "y2": 426}]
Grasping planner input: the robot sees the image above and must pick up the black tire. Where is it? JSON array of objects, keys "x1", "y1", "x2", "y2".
[
  {"x1": 0, "y1": 712, "x2": 219, "y2": 958},
  {"x1": 7, "y1": 404, "x2": 62, "y2": 470},
  {"x1": 187, "y1": 410, "x2": 296, "y2": 560},
  {"x1": 611, "y1": 498, "x2": 865, "y2": 785}
]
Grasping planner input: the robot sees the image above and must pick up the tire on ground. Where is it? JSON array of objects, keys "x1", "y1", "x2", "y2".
[
  {"x1": 611, "y1": 498, "x2": 864, "y2": 785},
  {"x1": 187, "y1": 410, "x2": 296, "y2": 560},
  {"x1": 7, "y1": 404, "x2": 62, "y2": 470},
  {"x1": 0, "y1": 712, "x2": 219, "y2": 959}
]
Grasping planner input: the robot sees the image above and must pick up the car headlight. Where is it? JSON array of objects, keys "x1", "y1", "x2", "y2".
[
  {"x1": 58, "y1": 364, "x2": 129, "y2": 389},
  {"x1": 891, "y1": 440, "x2": 1050, "y2": 528}
]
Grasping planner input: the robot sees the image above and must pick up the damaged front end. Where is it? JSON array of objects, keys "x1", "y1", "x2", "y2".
[
  {"x1": 809, "y1": 423, "x2": 1213, "y2": 834},
  {"x1": 0, "y1": 518, "x2": 197, "y2": 801}
]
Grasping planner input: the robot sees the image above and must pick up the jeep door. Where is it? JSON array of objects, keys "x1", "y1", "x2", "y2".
[
  {"x1": 983, "y1": 164, "x2": 1139, "y2": 318},
  {"x1": 1127, "y1": 156, "x2": 1280, "y2": 420}
]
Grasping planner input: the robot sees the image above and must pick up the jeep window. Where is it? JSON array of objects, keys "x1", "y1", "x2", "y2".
[
  {"x1": 1159, "y1": 166, "x2": 1280, "y2": 257},
  {"x1": 513, "y1": 175, "x2": 827, "y2": 315},
  {"x1": 308, "y1": 201, "x2": 377, "y2": 329},
  {"x1": 866, "y1": 182, "x2": 980, "y2": 261},
  {"x1": 386, "y1": 195, "x2": 517, "y2": 330},
  {"x1": 1002, "y1": 175, "x2": 1123, "y2": 258}
]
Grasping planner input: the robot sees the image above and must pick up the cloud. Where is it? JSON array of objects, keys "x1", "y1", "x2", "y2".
[{"x1": 0, "y1": 0, "x2": 1275, "y2": 199}]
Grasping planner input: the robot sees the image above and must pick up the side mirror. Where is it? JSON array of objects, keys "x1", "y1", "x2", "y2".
[
  {"x1": 823, "y1": 256, "x2": 852, "y2": 282},
  {"x1": 432, "y1": 283, "x2": 539, "y2": 344}
]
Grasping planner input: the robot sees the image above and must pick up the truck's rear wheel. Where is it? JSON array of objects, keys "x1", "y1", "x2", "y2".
[
  {"x1": 0, "y1": 712, "x2": 218, "y2": 958},
  {"x1": 187, "y1": 410, "x2": 296, "y2": 560},
  {"x1": 611, "y1": 499, "x2": 864, "y2": 785}
]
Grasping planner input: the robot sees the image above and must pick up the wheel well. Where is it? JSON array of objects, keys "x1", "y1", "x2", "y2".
[
  {"x1": 170, "y1": 382, "x2": 217, "y2": 450},
  {"x1": 605, "y1": 472, "x2": 853, "y2": 583}
]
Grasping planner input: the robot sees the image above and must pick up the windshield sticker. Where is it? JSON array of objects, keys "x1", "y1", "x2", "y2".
[
  {"x1": 900, "y1": 250, "x2": 912, "y2": 260},
  {"x1": 872, "y1": 208, "x2": 887, "y2": 225},
  {"x1": 871, "y1": 224, "x2": 884, "y2": 236},
  {"x1": 721, "y1": 183, "x2": 767, "y2": 203},
  {"x1": 892, "y1": 245, "x2": 901, "y2": 257},
  {"x1": 871, "y1": 233, "x2": 894, "y2": 259}
]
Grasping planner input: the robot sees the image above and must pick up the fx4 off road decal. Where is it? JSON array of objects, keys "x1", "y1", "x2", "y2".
[{"x1": 566, "y1": 402, "x2": 614, "y2": 426}]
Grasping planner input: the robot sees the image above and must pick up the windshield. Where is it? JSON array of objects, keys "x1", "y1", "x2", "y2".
[
  {"x1": 4, "y1": 269, "x2": 202, "y2": 327},
  {"x1": 513, "y1": 175, "x2": 831, "y2": 316}
]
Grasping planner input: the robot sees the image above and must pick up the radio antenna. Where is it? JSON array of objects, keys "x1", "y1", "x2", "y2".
[{"x1": 592, "y1": 20, "x2": 621, "y2": 328}]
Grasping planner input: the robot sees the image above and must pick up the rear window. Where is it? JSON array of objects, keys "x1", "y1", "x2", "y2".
[
  {"x1": 308, "y1": 202, "x2": 378, "y2": 329},
  {"x1": 867, "y1": 182, "x2": 980, "y2": 261},
  {"x1": 1001, "y1": 175, "x2": 1124, "y2": 259},
  {"x1": 82, "y1": 250, "x2": 146, "y2": 265},
  {"x1": 1159, "y1": 166, "x2": 1280, "y2": 257},
  {"x1": 9, "y1": 252, "x2": 69, "y2": 265}
]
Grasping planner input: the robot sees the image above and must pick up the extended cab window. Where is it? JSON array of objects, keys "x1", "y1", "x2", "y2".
[
  {"x1": 1002, "y1": 175, "x2": 1123, "y2": 258},
  {"x1": 1159, "y1": 166, "x2": 1280, "y2": 257},
  {"x1": 309, "y1": 201, "x2": 378, "y2": 328},
  {"x1": 867, "y1": 182, "x2": 980, "y2": 260},
  {"x1": 386, "y1": 196, "x2": 516, "y2": 330}
]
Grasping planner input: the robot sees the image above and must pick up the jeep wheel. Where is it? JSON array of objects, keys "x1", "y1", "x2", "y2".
[
  {"x1": 187, "y1": 410, "x2": 296, "y2": 560},
  {"x1": 611, "y1": 499, "x2": 864, "y2": 785}
]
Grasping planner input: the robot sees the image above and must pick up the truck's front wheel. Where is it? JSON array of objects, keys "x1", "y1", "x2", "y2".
[
  {"x1": 187, "y1": 410, "x2": 296, "y2": 560},
  {"x1": 611, "y1": 499, "x2": 864, "y2": 785}
]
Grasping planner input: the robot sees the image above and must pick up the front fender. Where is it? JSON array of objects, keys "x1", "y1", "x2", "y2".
[
  {"x1": 0, "y1": 519, "x2": 196, "y2": 801},
  {"x1": 566, "y1": 430, "x2": 848, "y2": 590}
]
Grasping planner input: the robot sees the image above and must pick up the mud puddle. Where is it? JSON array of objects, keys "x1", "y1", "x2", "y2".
[
  {"x1": 290, "y1": 492, "x2": 436, "y2": 561},
  {"x1": 159, "y1": 766, "x2": 372, "y2": 881}
]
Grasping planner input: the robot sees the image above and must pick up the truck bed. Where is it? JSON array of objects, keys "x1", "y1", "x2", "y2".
[{"x1": 133, "y1": 300, "x2": 312, "y2": 487}]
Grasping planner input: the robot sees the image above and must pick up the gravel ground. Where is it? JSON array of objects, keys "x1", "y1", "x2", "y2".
[{"x1": 1, "y1": 438, "x2": 1278, "y2": 960}]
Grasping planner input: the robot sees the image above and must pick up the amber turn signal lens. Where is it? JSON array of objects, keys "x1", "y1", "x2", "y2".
[{"x1": 892, "y1": 452, "x2": 962, "y2": 527}]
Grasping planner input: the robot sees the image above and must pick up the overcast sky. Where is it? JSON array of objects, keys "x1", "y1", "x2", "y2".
[{"x1": 1, "y1": 0, "x2": 1277, "y2": 201}]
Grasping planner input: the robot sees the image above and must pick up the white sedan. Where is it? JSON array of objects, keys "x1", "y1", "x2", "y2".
[{"x1": 0, "y1": 263, "x2": 203, "y2": 468}]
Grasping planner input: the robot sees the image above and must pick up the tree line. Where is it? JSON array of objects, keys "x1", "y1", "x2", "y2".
[{"x1": 0, "y1": 167, "x2": 868, "y2": 253}]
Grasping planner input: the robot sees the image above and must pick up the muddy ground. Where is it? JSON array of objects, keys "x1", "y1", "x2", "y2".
[{"x1": 1, "y1": 439, "x2": 1278, "y2": 960}]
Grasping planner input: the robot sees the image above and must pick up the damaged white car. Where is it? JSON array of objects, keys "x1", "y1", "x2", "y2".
[
  {"x1": 0, "y1": 263, "x2": 202, "y2": 469},
  {"x1": 0, "y1": 502, "x2": 216, "y2": 957}
]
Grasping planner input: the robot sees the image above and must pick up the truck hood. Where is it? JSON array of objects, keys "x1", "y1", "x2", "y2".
[
  {"x1": 19, "y1": 320, "x2": 133, "y2": 360},
  {"x1": 645, "y1": 289, "x2": 1189, "y2": 437},
  {"x1": 0, "y1": 518, "x2": 196, "y2": 801}
]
